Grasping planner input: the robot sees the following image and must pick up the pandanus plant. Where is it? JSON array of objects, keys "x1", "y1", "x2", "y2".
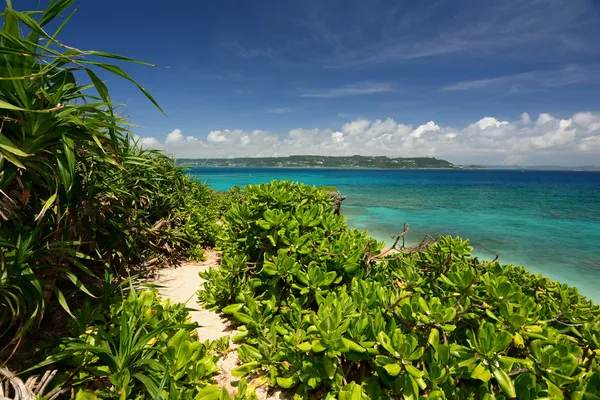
[{"x1": 0, "y1": 0, "x2": 162, "y2": 351}]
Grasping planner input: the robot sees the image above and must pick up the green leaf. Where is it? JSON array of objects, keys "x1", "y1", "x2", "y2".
[
  {"x1": 133, "y1": 373, "x2": 160, "y2": 399},
  {"x1": 405, "y1": 364, "x2": 424, "y2": 379},
  {"x1": 63, "y1": 269, "x2": 97, "y2": 298},
  {"x1": 196, "y1": 386, "x2": 223, "y2": 400},
  {"x1": 85, "y1": 68, "x2": 111, "y2": 105},
  {"x1": 222, "y1": 303, "x2": 244, "y2": 314},
  {"x1": 40, "y1": 0, "x2": 76, "y2": 27},
  {"x1": 276, "y1": 376, "x2": 297, "y2": 389},
  {"x1": 75, "y1": 390, "x2": 99, "y2": 400},
  {"x1": 471, "y1": 362, "x2": 491, "y2": 382},
  {"x1": 546, "y1": 379, "x2": 565, "y2": 400},
  {"x1": 428, "y1": 328, "x2": 440, "y2": 349},
  {"x1": 53, "y1": 286, "x2": 74, "y2": 318},
  {"x1": 311, "y1": 340, "x2": 326, "y2": 353},
  {"x1": 508, "y1": 314, "x2": 525, "y2": 327},
  {"x1": 323, "y1": 355, "x2": 337, "y2": 379},
  {"x1": 342, "y1": 337, "x2": 366, "y2": 353},
  {"x1": 492, "y1": 366, "x2": 516, "y2": 398},
  {"x1": 233, "y1": 312, "x2": 253, "y2": 325},
  {"x1": 403, "y1": 373, "x2": 419, "y2": 400},
  {"x1": 377, "y1": 331, "x2": 396, "y2": 355},
  {"x1": 87, "y1": 62, "x2": 165, "y2": 114},
  {"x1": 297, "y1": 342, "x2": 312, "y2": 352},
  {"x1": 0, "y1": 98, "x2": 24, "y2": 111},
  {"x1": 35, "y1": 192, "x2": 57, "y2": 222},
  {"x1": 0, "y1": 145, "x2": 25, "y2": 168},
  {"x1": 231, "y1": 362, "x2": 261, "y2": 377},
  {"x1": 383, "y1": 363, "x2": 401, "y2": 376}
]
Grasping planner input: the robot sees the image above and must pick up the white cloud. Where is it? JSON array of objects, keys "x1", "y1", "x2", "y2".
[
  {"x1": 166, "y1": 129, "x2": 184, "y2": 144},
  {"x1": 573, "y1": 112, "x2": 600, "y2": 134},
  {"x1": 140, "y1": 137, "x2": 161, "y2": 148},
  {"x1": 331, "y1": 131, "x2": 344, "y2": 143},
  {"x1": 474, "y1": 117, "x2": 509, "y2": 130},
  {"x1": 207, "y1": 130, "x2": 230, "y2": 143},
  {"x1": 136, "y1": 111, "x2": 600, "y2": 165},
  {"x1": 410, "y1": 121, "x2": 440, "y2": 138},
  {"x1": 299, "y1": 82, "x2": 391, "y2": 98}
]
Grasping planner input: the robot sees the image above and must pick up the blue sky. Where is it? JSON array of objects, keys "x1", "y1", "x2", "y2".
[{"x1": 22, "y1": 0, "x2": 600, "y2": 164}]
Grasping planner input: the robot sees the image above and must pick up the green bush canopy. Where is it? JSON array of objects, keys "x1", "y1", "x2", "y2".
[{"x1": 199, "y1": 181, "x2": 600, "y2": 399}]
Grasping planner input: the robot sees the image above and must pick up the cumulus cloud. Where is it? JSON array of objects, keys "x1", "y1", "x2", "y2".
[
  {"x1": 166, "y1": 129, "x2": 184, "y2": 144},
  {"x1": 137, "y1": 111, "x2": 600, "y2": 165},
  {"x1": 139, "y1": 137, "x2": 161, "y2": 148}
]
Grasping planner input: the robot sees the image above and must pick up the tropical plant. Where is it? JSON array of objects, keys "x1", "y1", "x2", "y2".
[
  {"x1": 27, "y1": 289, "x2": 222, "y2": 399},
  {"x1": 0, "y1": 0, "x2": 222, "y2": 354},
  {"x1": 199, "y1": 181, "x2": 600, "y2": 399}
]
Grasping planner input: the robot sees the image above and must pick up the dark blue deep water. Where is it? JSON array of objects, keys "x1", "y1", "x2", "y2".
[{"x1": 190, "y1": 168, "x2": 600, "y2": 302}]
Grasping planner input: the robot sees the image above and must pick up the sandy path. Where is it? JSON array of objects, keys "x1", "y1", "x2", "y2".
[
  {"x1": 154, "y1": 250, "x2": 290, "y2": 400},
  {"x1": 156, "y1": 251, "x2": 231, "y2": 341}
]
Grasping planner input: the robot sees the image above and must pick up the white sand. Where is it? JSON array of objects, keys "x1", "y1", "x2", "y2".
[
  {"x1": 156, "y1": 251, "x2": 231, "y2": 341},
  {"x1": 154, "y1": 250, "x2": 291, "y2": 400}
]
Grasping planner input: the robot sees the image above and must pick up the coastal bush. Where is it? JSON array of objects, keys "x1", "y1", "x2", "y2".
[
  {"x1": 27, "y1": 289, "x2": 223, "y2": 399},
  {"x1": 199, "y1": 181, "x2": 600, "y2": 399},
  {"x1": 0, "y1": 0, "x2": 220, "y2": 353}
]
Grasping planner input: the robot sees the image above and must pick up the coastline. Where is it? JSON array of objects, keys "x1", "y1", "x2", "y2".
[
  {"x1": 191, "y1": 168, "x2": 600, "y2": 304},
  {"x1": 183, "y1": 165, "x2": 467, "y2": 170}
]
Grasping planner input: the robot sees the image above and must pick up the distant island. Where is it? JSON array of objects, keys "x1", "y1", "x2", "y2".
[{"x1": 177, "y1": 155, "x2": 466, "y2": 169}]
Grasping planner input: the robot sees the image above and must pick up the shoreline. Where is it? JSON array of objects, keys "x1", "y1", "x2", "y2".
[{"x1": 183, "y1": 166, "x2": 467, "y2": 171}]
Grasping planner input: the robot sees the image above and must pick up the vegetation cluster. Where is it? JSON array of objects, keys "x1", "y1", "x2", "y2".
[
  {"x1": 199, "y1": 181, "x2": 600, "y2": 399},
  {"x1": 0, "y1": 2, "x2": 235, "y2": 398}
]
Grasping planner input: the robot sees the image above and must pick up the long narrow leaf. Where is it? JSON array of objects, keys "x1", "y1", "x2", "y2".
[
  {"x1": 35, "y1": 192, "x2": 57, "y2": 221},
  {"x1": 86, "y1": 62, "x2": 165, "y2": 115},
  {"x1": 0, "y1": 133, "x2": 30, "y2": 156},
  {"x1": 40, "y1": 0, "x2": 76, "y2": 27},
  {"x1": 53, "y1": 286, "x2": 74, "y2": 317}
]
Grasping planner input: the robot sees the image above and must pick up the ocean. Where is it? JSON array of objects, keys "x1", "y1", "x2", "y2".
[{"x1": 189, "y1": 168, "x2": 600, "y2": 303}]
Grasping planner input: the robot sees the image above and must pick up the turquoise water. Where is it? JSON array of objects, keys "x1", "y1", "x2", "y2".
[{"x1": 190, "y1": 168, "x2": 600, "y2": 302}]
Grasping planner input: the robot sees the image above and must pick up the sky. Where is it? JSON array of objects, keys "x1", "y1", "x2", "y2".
[{"x1": 24, "y1": 0, "x2": 600, "y2": 165}]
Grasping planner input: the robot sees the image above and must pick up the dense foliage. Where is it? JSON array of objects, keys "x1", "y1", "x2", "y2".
[
  {"x1": 29, "y1": 288, "x2": 220, "y2": 399},
  {"x1": 0, "y1": 0, "x2": 222, "y2": 357},
  {"x1": 21, "y1": 284, "x2": 264, "y2": 399},
  {"x1": 199, "y1": 181, "x2": 600, "y2": 399},
  {"x1": 177, "y1": 156, "x2": 457, "y2": 169}
]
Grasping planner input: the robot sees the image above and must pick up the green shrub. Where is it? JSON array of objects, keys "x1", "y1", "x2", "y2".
[
  {"x1": 27, "y1": 287, "x2": 264, "y2": 399},
  {"x1": 199, "y1": 181, "x2": 600, "y2": 399},
  {"x1": 28, "y1": 289, "x2": 222, "y2": 399}
]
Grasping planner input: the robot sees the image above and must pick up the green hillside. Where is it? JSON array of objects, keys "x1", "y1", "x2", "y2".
[{"x1": 177, "y1": 155, "x2": 459, "y2": 168}]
